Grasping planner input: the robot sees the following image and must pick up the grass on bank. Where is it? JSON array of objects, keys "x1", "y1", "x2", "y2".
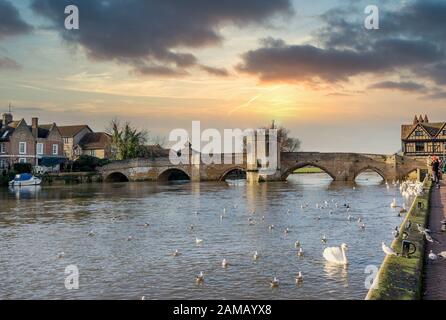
[
  {"x1": 294, "y1": 167, "x2": 324, "y2": 174},
  {"x1": 366, "y1": 179, "x2": 431, "y2": 300}
]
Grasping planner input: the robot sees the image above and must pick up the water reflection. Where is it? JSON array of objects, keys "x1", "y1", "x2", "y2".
[{"x1": 0, "y1": 172, "x2": 411, "y2": 300}]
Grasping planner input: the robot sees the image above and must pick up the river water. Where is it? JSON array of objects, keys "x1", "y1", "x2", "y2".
[{"x1": 0, "y1": 172, "x2": 410, "y2": 300}]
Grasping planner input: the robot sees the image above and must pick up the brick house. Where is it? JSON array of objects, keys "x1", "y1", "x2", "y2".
[
  {"x1": 74, "y1": 132, "x2": 112, "y2": 159},
  {"x1": 0, "y1": 113, "x2": 65, "y2": 173},
  {"x1": 58, "y1": 125, "x2": 93, "y2": 160}
]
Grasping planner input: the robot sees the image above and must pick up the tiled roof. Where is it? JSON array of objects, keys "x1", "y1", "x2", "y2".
[
  {"x1": 79, "y1": 132, "x2": 111, "y2": 150},
  {"x1": 401, "y1": 122, "x2": 446, "y2": 139},
  {"x1": 58, "y1": 125, "x2": 91, "y2": 137}
]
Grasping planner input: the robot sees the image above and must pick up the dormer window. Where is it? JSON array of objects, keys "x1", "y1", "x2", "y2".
[{"x1": 414, "y1": 131, "x2": 423, "y2": 137}]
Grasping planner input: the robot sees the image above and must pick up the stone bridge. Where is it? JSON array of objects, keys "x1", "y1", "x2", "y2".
[{"x1": 100, "y1": 152, "x2": 427, "y2": 183}]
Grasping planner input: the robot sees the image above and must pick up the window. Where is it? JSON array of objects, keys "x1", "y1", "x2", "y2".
[
  {"x1": 52, "y1": 144, "x2": 59, "y2": 155},
  {"x1": 415, "y1": 142, "x2": 425, "y2": 152},
  {"x1": 63, "y1": 138, "x2": 69, "y2": 144},
  {"x1": 414, "y1": 131, "x2": 423, "y2": 137},
  {"x1": 37, "y1": 143, "x2": 44, "y2": 155},
  {"x1": 19, "y1": 142, "x2": 26, "y2": 154},
  {"x1": 19, "y1": 158, "x2": 26, "y2": 164},
  {"x1": 0, "y1": 160, "x2": 6, "y2": 168},
  {"x1": 0, "y1": 143, "x2": 5, "y2": 154},
  {"x1": 90, "y1": 150, "x2": 96, "y2": 157}
]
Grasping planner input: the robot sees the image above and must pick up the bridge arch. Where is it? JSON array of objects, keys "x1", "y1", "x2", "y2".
[
  {"x1": 105, "y1": 172, "x2": 130, "y2": 183},
  {"x1": 158, "y1": 168, "x2": 191, "y2": 181},
  {"x1": 219, "y1": 167, "x2": 247, "y2": 181},
  {"x1": 354, "y1": 166, "x2": 386, "y2": 181},
  {"x1": 281, "y1": 163, "x2": 336, "y2": 181}
]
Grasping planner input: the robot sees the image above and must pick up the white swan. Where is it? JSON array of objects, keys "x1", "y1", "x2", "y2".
[
  {"x1": 390, "y1": 198, "x2": 397, "y2": 208},
  {"x1": 195, "y1": 237, "x2": 203, "y2": 245},
  {"x1": 222, "y1": 259, "x2": 229, "y2": 268},
  {"x1": 323, "y1": 243, "x2": 348, "y2": 265},
  {"x1": 382, "y1": 241, "x2": 397, "y2": 256}
]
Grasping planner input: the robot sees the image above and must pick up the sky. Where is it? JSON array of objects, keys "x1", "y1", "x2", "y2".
[{"x1": 0, "y1": 0, "x2": 445, "y2": 153}]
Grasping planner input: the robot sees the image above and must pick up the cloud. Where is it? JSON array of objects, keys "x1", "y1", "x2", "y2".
[
  {"x1": 237, "y1": 0, "x2": 446, "y2": 88},
  {"x1": 424, "y1": 91, "x2": 446, "y2": 100},
  {"x1": 199, "y1": 65, "x2": 229, "y2": 77},
  {"x1": 0, "y1": 56, "x2": 21, "y2": 70},
  {"x1": 31, "y1": 0, "x2": 293, "y2": 76},
  {"x1": 368, "y1": 81, "x2": 427, "y2": 92},
  {"x1": 0, "y1": 0, "x2": 32, "y2": 39}
]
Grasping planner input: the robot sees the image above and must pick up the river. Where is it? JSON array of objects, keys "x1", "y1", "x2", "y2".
[{"x1": 0, "y1": 172, "x2": 411, "y2": 300}]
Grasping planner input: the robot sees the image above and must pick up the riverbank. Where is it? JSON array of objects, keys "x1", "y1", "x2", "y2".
[{"x1": 366, "y1": 178, "x2": 432, "y2": 300}]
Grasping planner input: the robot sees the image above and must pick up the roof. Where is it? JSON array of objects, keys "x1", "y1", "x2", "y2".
[
  {"x1": 401, "y1": 122, "x2": 446, "y2": 139},
  {"x1": 0, "y1": 120, "x2": 58, "y2": 141},
  {"x1": 78, "y1": 132, "x2": 111, "y2": 150},
  {"x1": 58, "y1": 125, "x2": 92, "y2": 138}
]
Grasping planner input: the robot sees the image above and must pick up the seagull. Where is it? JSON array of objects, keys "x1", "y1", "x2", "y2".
[
  {"x1": 57, "y1": 252, "x2": 65, "y2": 259},
  {"x1": 222, "y1": 259, "x2": 229, "y2": 268},
  {"x1": 127, "y1": 236, "x2": 133, "y2": 241},
  {"x1": 248, "y1": 218, "x2": 255, "y2": 226},
  {"x1": 143, "y1": 223, "x2": 150, "y2": 227},
  {"x1": 294, "y1": 240, "x2": 301, "y2": 248},
  {"x1": 391, "y1": 198, "x2": 397, "y2": 208},
  {"x1": 253, "y1": 251, "x2": 260, "y2": 260},
  {"x1": 428, "y1": 250, "x2": 438, "y2": 261},
  {"x1": 416, "y1": 224, "x2": 431, "y2": 234},
  {"x1": 382, "y1": 242, "x2": 397, "y2": 256},
  {"x1": 196, "y1": 272, "x2": 205, "y2": 284},
  {"x1": 321, "y1": 234, "x2": 327, "y2": 244},
  {"x1": 284, "y1": 228, "x2": 290, "y2": 234},
  {"x1": 87, "y1": 230, "x2": 95, "y2": 237},
  {"x1": 297, "y1": 247, "x2": 304, "y2": 257},
  {"x1": 405, "y1": 220, "x2": 412, "y2": 231},
  {"x1": 268, "y1": 224, "x2": 275, "y2": 231},
  {"x1": 392, "y1": 227, "x2": 400, "y2": 238},
  {"x1": 194, "y1": 211, "x2": 199, "y2": 215},
  {"x1": 270, "y1": 277, "x2": 279, "y2": 288},
  {"x1": 287, "y1": 209, "x2": 291, "y2": 214},
  {"x1": 360, "y1": 223, "x2": 366, "y2": 230},
  {"x1": 189, "y1": 224, "x2": 195, "y2": 231},
  {"x1": 347, "y1": 215, "x2": 352, "y2": 221},
  {"x1": 295, "y1": 272, "x2": 303, "y2": 285},
  {"x1": 173, "y1": 250, "x2": 181, "y2": 257},
  {"x1": 195, "y1": 237, "x2": 203, "y2": 245},
  {"x1": 357, "y1": 218, "x2": 362, "y2": 223}
]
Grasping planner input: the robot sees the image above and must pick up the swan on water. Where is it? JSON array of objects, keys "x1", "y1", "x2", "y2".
[
  {"x1": 270, "y1": 277, "x2": 279, "y2": 288},
  {"x1": 390, "y1": 198, "x2": 397, "y2": 208},
  {"x1": 382, "y1": 242, "x2": 397, "y2": 256},
  {"x1": 428, "y1": 250, "x2": 438, "y2": 261},
  {"x1": 195, "y1": 237, "x2": 203, "y2": 245},
  {"x1": 222, "y1": 259, "x2": 229, "y2": 268},
  {"x1": 295, "y1": 272, "x2": 303, "y2": 284},
  {"x1": 196, "y1": 272, "x2": 205, "y2": 284},
  {"x1": 323, "y1": 243, "x2": 348, "y2": 265}
]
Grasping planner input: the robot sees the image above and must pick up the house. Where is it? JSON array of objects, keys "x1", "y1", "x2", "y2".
[
  {"x1": 401, "y1": 115, "x2": 446, "y2": 157},
  {"x1": 0, "y1": 113, "x2": 65, "y2": 173},
  {"x1": 74, "y1": 132, "x2": 112, "y2": 159},
  {"x1": 58, "y1": 125, "x2": 93, "y2": 160}
]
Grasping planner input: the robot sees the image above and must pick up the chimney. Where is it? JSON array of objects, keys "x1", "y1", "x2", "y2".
[
  {"x1": 2, "y1": 113, "x2": 12, "y2": 126},
  {"x1": 419, "y1": 114, "x2": 424, "y2": 123},
  {"x1": 413, "y1": 115, "x2": 418, "y2": 124},
  {"x1": 424, "y1": 115, "x2": 429, "y2": 123},
  {"x1": 32, "y1": 117, "x2": 38, "y2": 138}
]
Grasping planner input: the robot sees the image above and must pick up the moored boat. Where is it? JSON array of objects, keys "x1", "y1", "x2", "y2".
[{"x1": 9, "y1": 173, "x2": 42, "y2": 187}]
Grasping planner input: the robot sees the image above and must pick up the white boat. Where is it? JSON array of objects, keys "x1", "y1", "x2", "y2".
[{"x1": 9, "y1": 173, "x2": 42, "y2": 187}]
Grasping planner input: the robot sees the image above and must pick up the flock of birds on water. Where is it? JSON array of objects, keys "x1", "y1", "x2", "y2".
[{"x1": 55, "y1": 178, "x2": 446, "y2": 293}]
